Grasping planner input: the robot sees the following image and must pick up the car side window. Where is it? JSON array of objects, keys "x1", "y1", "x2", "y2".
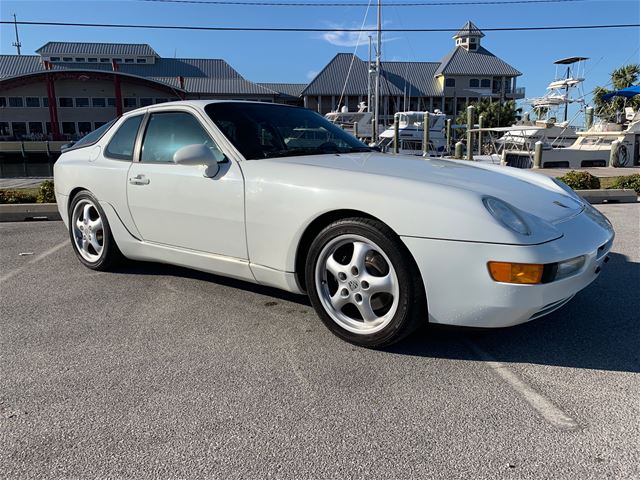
[
  {"x1": 105, "y1": 115, "x2": 143, "y2": 160},
  {"x1": 140, "y1": 111, "x2": 225, "y2": 163}
]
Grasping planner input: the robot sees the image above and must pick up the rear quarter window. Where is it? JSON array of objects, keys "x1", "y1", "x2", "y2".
[{"x1": 105, "y1": 115, "x2": 144, "y2": 160}]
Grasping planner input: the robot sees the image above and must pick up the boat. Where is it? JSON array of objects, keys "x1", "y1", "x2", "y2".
[
  {"x1": 377, "y1": 110, "x2": 448, "y2": 155},
  {"x1": 502, "y1": 103, "x2": 640, "y2": 169},
  {"x1": 325, "y1": 103, "x2": 377, "y2": 140},
  {"x1": 498, "y1": 57, "x2": 588, "y2": 150}
]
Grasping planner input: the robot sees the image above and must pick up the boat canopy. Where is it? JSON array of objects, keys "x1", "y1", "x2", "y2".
[{"x1": 602, "y1": 85, "x2": 640, "y2": 101}]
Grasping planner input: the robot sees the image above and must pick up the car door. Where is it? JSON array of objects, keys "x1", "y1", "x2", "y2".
[{"x1": 126, "y1": 108, "x2": 247, "y2": 260}]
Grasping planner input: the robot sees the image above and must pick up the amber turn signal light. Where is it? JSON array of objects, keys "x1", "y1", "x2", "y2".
[{"x1": 488, "y1": 261, "x2": 544, "y2": 284}]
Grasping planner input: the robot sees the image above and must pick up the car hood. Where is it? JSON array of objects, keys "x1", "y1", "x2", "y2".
[{"x1": 277, "y1": 152, "x2": 584, "y2": 224}]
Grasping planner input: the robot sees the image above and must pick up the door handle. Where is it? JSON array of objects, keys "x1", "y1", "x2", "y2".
[{"x1": 129, "y1": 174, "x2": 150, "y2": 185}]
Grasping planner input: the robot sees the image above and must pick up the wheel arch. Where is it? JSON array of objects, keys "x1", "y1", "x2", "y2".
[{"x1": 294, "y1": 209, "x2": 422, "y2": 294}]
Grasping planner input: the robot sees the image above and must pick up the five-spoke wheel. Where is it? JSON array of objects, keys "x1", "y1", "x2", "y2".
[
  {"x1": 306, "y1": 218, "x2": 426, "y2": 347},
  {"x1": 315, "y1": 235, "x2": 400, "y2": 335},
  {"x1": 72, "y1": 199, "x2": 105, "y2": 263},
  {"x1": 68, "y1": 191, "x2": 122, "y2": 270}
]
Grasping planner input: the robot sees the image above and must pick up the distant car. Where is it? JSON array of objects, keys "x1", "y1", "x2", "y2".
[{"x1": 54, "y1": 101, "x2": 614, "y2": 347}]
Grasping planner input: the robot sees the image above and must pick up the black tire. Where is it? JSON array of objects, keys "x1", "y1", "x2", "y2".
[
  {"x1": 305, "y1": 217, "x2": 426, "y2": 348},
  {"x1": 68, "y1": 190, "x2": 123, "y2": 271}
]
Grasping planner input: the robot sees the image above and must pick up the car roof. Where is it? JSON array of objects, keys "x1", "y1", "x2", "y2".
[{"x1": 121, "y1": 99, "x2": 301, "y2": 118}]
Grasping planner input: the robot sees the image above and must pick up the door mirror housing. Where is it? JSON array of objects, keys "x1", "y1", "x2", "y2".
[{"x1": 173, "y1": 144, "x2": 222, "y2": 178}]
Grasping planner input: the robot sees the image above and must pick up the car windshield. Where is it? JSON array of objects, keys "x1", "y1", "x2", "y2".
[{"x1": 205, "y1": 102, "x2": 371, "y2": 160}]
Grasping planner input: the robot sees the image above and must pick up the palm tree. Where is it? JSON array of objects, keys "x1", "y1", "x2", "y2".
[{"x1": 593, "y1": 64, "x2": 640, "y2": 121}]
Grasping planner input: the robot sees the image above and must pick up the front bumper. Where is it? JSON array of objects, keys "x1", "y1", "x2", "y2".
[{"x1": 402, "y1": 206, "x2": 614, "y2": 328}]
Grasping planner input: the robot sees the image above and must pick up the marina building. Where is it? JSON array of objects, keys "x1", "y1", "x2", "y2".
[{"x1": 0, "y1": 20, "x2": 522, "y2": 143}]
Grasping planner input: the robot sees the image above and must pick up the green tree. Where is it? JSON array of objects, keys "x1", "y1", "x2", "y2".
[
  {"x1": 455, "y1": 98, "x2": 522, "y2": 128},
  {"x1": 593, "y1": 64, "x2": 640, "y2": 122}
]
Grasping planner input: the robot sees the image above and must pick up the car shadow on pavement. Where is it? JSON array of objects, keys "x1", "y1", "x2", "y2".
[
  {"x1": 388, "y1": 252, "x2": 640, "y2": 374},
  {"x1": 112, "y1": 260, "x2": 312, "y2": 306}
]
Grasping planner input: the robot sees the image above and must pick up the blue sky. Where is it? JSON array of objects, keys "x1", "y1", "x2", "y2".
[{"x1": 1, "y1": 0, "x2": 639, "y2": 120}]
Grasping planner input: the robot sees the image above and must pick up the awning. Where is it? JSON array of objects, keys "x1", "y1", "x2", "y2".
[{"x1": 602, "y1": 85, "x2": 640, "y2": 101}]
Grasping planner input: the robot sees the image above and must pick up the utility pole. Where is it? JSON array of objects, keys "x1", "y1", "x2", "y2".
[
  {"x1": 367, "y1": 35, "x2": 372, "y2": 113},
  {"x1": 12, "y1": 14, "x2": 22, "y2": 55},
  {"x1": 373, "y1": 0, "x2": 382, "y2": 141}
]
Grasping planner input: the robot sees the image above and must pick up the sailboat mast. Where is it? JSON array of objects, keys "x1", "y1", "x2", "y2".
[
  {"x1": 373, "y1": 0, "x2": 382, "y2": 140},
  {"x1": 367, "y1": 35, "x2": 372, "y2": 113}
]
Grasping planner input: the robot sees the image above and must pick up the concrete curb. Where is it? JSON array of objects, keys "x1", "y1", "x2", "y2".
[
  {"x1": 577, "y1": 189, "x2": 638, "y2": 204},
  {"x1": 0, "y1": 203, "x2": 61, "y2": 222}
]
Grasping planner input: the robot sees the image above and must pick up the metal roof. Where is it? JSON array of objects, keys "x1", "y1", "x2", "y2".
[
  {"x1": 0, "y1": 55, "x2": 275, "y2": 96},
  {"x1": 453, "y1": 21, "x2": 485, "y2": 39},
  {"x1": 435, "y1": 46, "x2": 521, "y2": 77},
  {"x1": 258, "y1": 83, "x2": 307, "y2": 98},
  {"x1": 302, "y1": 54, "x2": 442, "y2": 97},
  {"x1": 36, "y1": 42, "x2": 158, "y2": 57}
]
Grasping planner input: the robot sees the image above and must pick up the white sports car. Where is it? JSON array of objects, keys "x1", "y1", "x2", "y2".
[{"x1": 54, "y1": 101, "x2": 614, "y2": 347}]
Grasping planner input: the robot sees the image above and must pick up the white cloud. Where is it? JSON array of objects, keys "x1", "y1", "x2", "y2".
[{"x1": 320, "y1": 23, "x2": 399, "y2": 48}]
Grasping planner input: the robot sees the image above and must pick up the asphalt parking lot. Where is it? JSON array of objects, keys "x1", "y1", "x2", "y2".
[{"x1": 1, "y1": 203, "x2": 638, "y2": 479}]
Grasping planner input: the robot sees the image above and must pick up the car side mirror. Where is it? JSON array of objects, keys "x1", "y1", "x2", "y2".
[{"x1": 173, "y1": 144, "x2": 222, "y2": 178}]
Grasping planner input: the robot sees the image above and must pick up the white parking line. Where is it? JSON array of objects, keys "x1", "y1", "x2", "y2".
[
  {"x1": 0, "y1": 240, "x2": 68, "y2": 284},
  {"x1": 466, "y1": 340, "x2": 580, "y2": 431}
]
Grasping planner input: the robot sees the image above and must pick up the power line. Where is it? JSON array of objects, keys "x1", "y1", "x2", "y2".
[
  {"x1": 2, "y1": 20, "x2": 638, "y2": 33},
  {"x1": 136, "y1": 0, "x2": 590, "y2": 6}
]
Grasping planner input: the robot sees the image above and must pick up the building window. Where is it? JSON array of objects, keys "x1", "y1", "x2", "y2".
[
  {"x1": 62, "y1": 122, "x2": 76, "y2": 135},
  {"x1": 107, "y1": 98, "x2": 117, "y2": 107},
  {"x1": 123, "y1": 98, "x2": 137, "y2": 108},
  {"x1": 28, "y1": 122, "x2": 43, "y2": 134},
  {"x1": 25, "y1": 97, "x2": 40, "y2": 107},
  {"x1": 59, "y1": 97, "x2": 73, "y2": 108},
  {"x1": 88, "y1": 57, "x2": 98, "y2": 63},
  {"x1": 136, "y1": 58, "x2": 147, "y2": 64},
  {"x1": 100, "y1": 58, "x2": 110, "y2": 63},
  {"x1": 78, "y1": 122, "x2": 92, "y2": 134},
  {"x1": 63, "y1": 57, "x2": 73, "y2": 62},
  {"x1": 140, "y1": 98, "x2": 153, "y2": 107},
  {"x1": 42, "y1": 97, "x2": 49, "y2": 107},
  {"x1": 469, "y1": 44, "x2": 477, "y2": 51},
  {"x1": 155, "y1": 98, "x2": 168, "y2": 104},
  {"x1": 75, "y1": 58, "x2": 86, "y2": 62},
  {"x1": 12, "y1": 122, "x2": 28, "y2": 138},
  {"x1": 124, "y1": 58, "x2": 134, "y2": 63},
  {"x1": 445, "y1": 78, "x2": 456, "y2": 88},
  {"x1": 0, "y1": 122, "x2": 9, "y2": 136},
  {"x1": 50, "y1": 56, "x2": 60, "y2": 62},
  {"x1": 92, "y1": 98, "x2": 106, "y2": 107},
  {"x1": 469, "y1": 79, "x2": 480, "y2": 88},
  {"x1": 112, "y1": 58, "x2": 122, "y2": 64},
  {"x1": 0, "y1": 97, "x2": 6, "y2": 108},
  {"x1": 45, "y1": 122, "x2": 52, "y2": 134},
  {"x1": 481, "y1": 79, "x2": 491, "y2": 88},
  {"x1": 75, "y1": 98, "x2": 90, "y2": 107},
  {"x1": 8, "y1": 97, "x2": 24, "y2": 107}
]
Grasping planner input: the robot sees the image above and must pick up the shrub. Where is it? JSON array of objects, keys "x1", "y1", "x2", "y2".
[
  {"x1": 609, "y1": 174, "x2": 640, "y2": 194},
  {"x1": 556, "y1": 171, "x2": 600, "y2": 190},
  {"x1": 37, "y1": 180, "x2": 56, "y2": 203},
  {"x1": 0, "y1": 190, "x2": 38, "y2": 204}
]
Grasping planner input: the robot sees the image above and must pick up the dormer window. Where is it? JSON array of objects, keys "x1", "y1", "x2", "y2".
[
  {"x1": 136, "y1": 58, "x2": 147, "y2": 64},
  {"x1": 63, "y1": 57, "x2": 73, "y2": 62},
  {"x1": 113, "y1": 58, "x2": 122, "y2": 63},
  {"x1": 124, "y1": 58, "x2": 134, "y2": 63},
  {"x1": 87, "y1": 58, "x2": 97, "y2": 63},
  {"x1": 445, "y1": 78, "x2": 456, "y2": 88},
  {"x1": 100, "y1": 58, "x2": 110, "y2": 63},
  {"x1": 50, "y1": 57, "x2": 60, "y2": 62}
]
